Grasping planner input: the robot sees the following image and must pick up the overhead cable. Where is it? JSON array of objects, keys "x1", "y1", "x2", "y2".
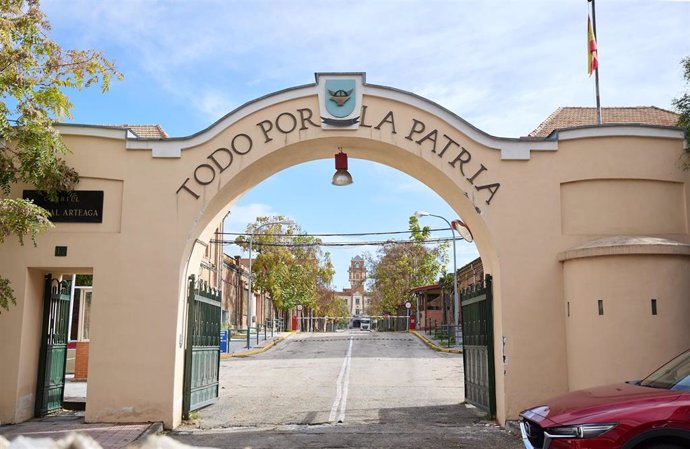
[
  {"x1": 215, "y1": 226, "x2": 453, "y2": 238},
  {"x1": 209, "y1": 236, "x2": 456, "y2": 248}
]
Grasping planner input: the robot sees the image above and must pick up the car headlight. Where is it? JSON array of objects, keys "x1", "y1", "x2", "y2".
[{"x1": 545, "y1": 423, "x2": 617, "y2": 439}]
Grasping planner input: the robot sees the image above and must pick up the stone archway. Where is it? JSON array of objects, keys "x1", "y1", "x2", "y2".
[{"x1": 1, "y1": 73, "x2": 688, "y2": 429}]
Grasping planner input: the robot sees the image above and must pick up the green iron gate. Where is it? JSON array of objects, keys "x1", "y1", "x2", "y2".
[
  {"x1": 183, "y1": 275, "x2": 221, "y2": 419},
  {"x1": 461, "y1": 274, "x2": 496, "y2": 417},
  {"x1": 35, "y1": 275, "x2": 71, "y2": 416}
]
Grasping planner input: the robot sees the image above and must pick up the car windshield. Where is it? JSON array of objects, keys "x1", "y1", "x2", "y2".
[{"x1": 640, "y1": 350, "x2": 690, "y2": 391}]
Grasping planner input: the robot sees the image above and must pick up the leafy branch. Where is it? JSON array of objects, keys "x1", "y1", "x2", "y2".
[
  {"x1": 672, "y1": 56, "x2": 690, "y2": 169},
  {"x1": 0, "y1": 0, "x2": 122, "y2": 313}
]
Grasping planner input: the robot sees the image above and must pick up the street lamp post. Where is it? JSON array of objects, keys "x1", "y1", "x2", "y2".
[
  {"x1": 246, "y1": 220, "x2": 292, "y2": 349},
  {"x1": 414, "y1": 211, "x2": 471, "y2": 337},
  {"x1": 415, "y1": 294, "x2": 420, "y2": 331}
]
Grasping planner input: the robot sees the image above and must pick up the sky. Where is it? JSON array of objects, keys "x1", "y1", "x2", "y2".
[{"x1": 42, "y1": 0, "x2": 689, "y2": 289}]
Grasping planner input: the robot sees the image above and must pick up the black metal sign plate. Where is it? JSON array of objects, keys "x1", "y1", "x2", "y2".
[{"x1": 23, "y1": 190, "x2": 104, "y2": 223}]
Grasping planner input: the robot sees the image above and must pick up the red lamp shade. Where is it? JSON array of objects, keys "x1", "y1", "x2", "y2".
[{"x1": 335, "y1": 151, "x2": 349, "y2": 170}]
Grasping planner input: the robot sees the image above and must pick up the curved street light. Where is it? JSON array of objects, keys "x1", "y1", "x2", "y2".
[
  {"x1": 414, "y1": 211, "x2": 473, "y2": 335},
  {"x1": 246, "y1": 219, "x2": 294, "y2": 349}
]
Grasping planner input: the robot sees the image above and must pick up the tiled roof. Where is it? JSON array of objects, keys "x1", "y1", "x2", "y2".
[
  {"x1": 409, "y1": 284, "x2": 440, "y2": 294},
  {"x1": 529, "y1": 107, "x2": 679, "y2": 138},
  {"x1": 119, "y1": 124, "x2": 169, "y2": 139},
  {"x1": 238, "y1": 258, "x2": 253, "y2": 268}
]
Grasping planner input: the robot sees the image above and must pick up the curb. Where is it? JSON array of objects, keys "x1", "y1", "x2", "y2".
[
  {"x1": 132, "y1": 421, "x2": 164, "y2": 445},
  {"x1": 504, "y1": 419, "x2": 521, "y2": 436},
  {"x1": 410, "y1": 330, "x2": 463, "y2": 354},
  {"x1": 220, "y1": 332, "x2": 293, "y2": 359}
]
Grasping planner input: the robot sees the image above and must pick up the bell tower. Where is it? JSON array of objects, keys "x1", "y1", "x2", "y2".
[{"x1": 348, "y1": 256, "x2": 366, "y2": 292}]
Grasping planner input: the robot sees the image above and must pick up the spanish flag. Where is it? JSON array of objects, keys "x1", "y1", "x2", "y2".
[{"x1": 587, "y1": 16, "x2": 599, "y2": 76}]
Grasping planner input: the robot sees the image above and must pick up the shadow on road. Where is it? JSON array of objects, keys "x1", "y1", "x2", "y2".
[{"x1": 169, "y1": 403, "x2": 522, "y2": 449}]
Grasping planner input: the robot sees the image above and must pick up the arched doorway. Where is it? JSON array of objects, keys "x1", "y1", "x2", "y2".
[{"x1": 1, "y1": 73, "x2": 688, "y2": 429}]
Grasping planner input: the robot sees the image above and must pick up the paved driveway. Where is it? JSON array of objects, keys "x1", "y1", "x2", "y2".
[{"x1": 170, "y1": 331, "x2": 522, "y2": 448}]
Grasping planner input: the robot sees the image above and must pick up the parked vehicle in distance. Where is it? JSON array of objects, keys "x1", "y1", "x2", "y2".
[
  {"x1": 359, "y1": 317, "x2": 371, "y2": 331},
  {"x1": 520, "y1": 349, "x2": 690, "y2": 449}
]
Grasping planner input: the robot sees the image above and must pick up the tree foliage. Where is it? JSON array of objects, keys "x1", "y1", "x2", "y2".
[
  {"x1": 314, "y1": 285, "x2": 349, "y2": 319},
  {"x1": 673, "y1": 56, "x2": 690, "y2": 169},
  {"x1": 235, "y1": 216, "x2": 337, "y2": 313},
  {"x1": 0, "y1": 0, "x2": 122, "y2": 312},
  {"x1": 366, "y1": 216, "x2": 448, "y2": 315}
]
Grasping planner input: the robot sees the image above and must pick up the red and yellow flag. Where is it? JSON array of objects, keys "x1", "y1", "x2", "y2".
[{"x1": 587, "y1": 16, "x2": 599, "y2": 76}]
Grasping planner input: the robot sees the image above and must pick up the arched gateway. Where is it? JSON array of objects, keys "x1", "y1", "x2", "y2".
[{"x1": 1, "y1": 73, "x2": 689, "y2": 429}]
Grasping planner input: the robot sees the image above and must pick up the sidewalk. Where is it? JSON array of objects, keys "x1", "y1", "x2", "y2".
[
  {"x1": 0, "y1": 414, "x2": 161, "y2": 449},
  {"x1": 411, "y1": 329, "x2": 463, "y2": 353},
  {"x1": 222, "y1": 330, "x2": 291, "y2": 358},
  {"x1": 0, "y1": 332, "x2": 289, "y2": 448}
]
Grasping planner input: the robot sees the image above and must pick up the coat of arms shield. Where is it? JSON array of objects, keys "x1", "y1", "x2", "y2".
[{"x1": 325, "y1": 79, "x2": 356, "y2": 118}]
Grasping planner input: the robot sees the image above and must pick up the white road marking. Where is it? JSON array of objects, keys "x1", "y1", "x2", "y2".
[
  {"x1": 337, "y1": 339, "x2": 352, "y2": 423},
  {"x1": 329, "y1": 336, "x2": 353, "y2": 423}
]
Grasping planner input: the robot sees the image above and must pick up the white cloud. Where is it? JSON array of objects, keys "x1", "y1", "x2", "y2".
[
  {"x1": 44, "y1": 0, "x2": 689, "y2": 136},
  {"x1": 193, "y1": 90, "x2": 237, "y2": 123},
  {"x1": 224, "y1": 203, "x2": 283, "y2": 232}
]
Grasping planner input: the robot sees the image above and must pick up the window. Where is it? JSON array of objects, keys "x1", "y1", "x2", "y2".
[{"x1": 75, "y1": 274, "x2": 93, "y2": 287}]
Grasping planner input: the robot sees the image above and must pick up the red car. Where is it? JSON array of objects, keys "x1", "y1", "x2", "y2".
[{"x1": 520, "y1": 349, "x2": 690, "y2": 449}]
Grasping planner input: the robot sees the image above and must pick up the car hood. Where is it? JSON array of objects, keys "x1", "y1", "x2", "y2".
[{"x1": 523, "y1": 382, "x2": 682, "y2": 424}]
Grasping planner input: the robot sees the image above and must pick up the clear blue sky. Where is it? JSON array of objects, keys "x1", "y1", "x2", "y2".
[{"x1": 43, "y1": 0, "x2": 689, "y2": 289}]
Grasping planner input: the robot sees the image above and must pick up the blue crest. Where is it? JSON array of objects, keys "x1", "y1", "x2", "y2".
[{"x1": 325, "y1": 79, "x2": 356, "y2": 118}]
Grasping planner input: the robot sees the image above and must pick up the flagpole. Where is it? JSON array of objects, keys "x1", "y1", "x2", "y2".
[{"x1": 589, "y1": 0, "x2": 602, "y2": 125}]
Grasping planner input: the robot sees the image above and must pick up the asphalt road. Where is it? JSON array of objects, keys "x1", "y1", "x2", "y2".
[{"x1": 170, "y1": 331, "x2": 522, "y2": 448}]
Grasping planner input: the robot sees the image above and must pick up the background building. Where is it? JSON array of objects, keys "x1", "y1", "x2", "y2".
[
  {"x1": 336, "y1": 256, "x2": 371, "y2": 316},
  {"x1": 458, "y1": 257, "x2": 483, "y2": 293}
]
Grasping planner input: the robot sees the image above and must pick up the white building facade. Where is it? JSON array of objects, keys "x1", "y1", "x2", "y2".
[{"x1": 337, "y1": 256, "x2": 371, "y2": 316}]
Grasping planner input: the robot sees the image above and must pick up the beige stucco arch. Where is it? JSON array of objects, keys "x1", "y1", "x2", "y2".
[{"x1": 1, "y1": 73, "x2": 689, "y2": 430}]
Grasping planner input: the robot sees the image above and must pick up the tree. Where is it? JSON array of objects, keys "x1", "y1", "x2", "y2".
[
  {"x1": 0, "y1": 0, "x2": 122, "y2": 312},
  {"x1": 367, "y1": 216, "x2": 448, "y2": 315},
  {"x1": 235, "y1": 216, "x2": 335, "y2": 313},
  {"x1": 673, "y1": 56, "x2": 690, "y2": 169},
  {"x1": 313, "y1": 285, "x2": 349, "y2": 329}
]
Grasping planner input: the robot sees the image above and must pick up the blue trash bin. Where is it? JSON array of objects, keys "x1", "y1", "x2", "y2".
[{"x1": 220, "y1": 330, "x2": 229, "y2": 353}]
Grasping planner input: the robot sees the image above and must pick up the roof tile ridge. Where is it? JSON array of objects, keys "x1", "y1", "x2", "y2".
[{"x1": 528, "y1": 107, "x2": 565, "y2": 137}]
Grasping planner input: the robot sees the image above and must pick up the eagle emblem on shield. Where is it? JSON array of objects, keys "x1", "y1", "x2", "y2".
[
  {"x1": 322, "y1": 79, "x2": 359, "y2": 126},
  {"x1": 328, "y1": 88, "x2": 353, "y2": 107}
]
